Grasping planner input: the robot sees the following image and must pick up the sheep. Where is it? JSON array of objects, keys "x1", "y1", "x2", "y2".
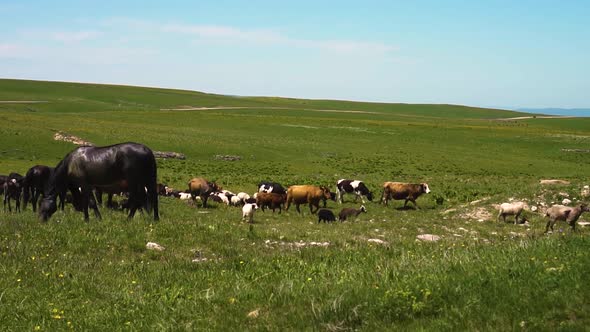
[
  {"x1": 338, "y1": 205, "x2": 367, "y2": 222},
  {"x1": 497, "y1": 202, "x2": 528, "y2": 224},
  {"x1": 230, "y1": 195, "x2": 243, "y2": 206},
  {"x1": 317, "y1": 209, "x2": 336, "y2": 223},
  {"x1": 544, "y1": 204, "x2": 589, "y2": 233},
  {"x1": 242, "y1": 203, "x2": 258, "y2": 223}
]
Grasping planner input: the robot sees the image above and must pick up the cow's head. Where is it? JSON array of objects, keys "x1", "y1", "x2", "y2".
[
  {"x1": 208, "y1": 181, "x2": 221, "y2": 192},
  {"x1": 581, "y1": 203, "x2": 589, "y2": 212},
  {"x1": 366, "y1": 191, "x2": 374, "y2": 201},
  {"x1": 421, "y1": 183, "x2": 431, "y2": 194},
  {"x1": 320, "y1": 186, "x2": 332, "y2": 200}
]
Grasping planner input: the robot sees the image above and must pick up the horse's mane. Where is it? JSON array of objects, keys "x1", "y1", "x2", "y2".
[{"x1": 44, "y1": 152, "x2": 72, "y2": 197}]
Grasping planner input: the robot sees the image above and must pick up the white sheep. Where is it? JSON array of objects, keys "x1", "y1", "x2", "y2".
[
  {"x1": 497, "y1": 202, "x2": 528, "y2": 224},
  {"x1": 230, "y1": 195, "x2": 243, "y2": 206},
  {"x1": 237, "y1": 192, "x2": 251, "y2": 201},
  {"x1": 242, "y1": 203, "x2": 258, "y2": 223},
  {"x1": 544, "y1": 204, "x2": 589, "y2": 233}
]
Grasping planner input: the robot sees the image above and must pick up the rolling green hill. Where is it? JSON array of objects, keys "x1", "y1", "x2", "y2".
[{"x1": 1, "y1": 78, "x2": 589, "y2": 330}]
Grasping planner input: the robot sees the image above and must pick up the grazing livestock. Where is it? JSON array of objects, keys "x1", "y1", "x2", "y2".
[
  {"x1": 230, "y1": 195, "x2": 243, "y2": 206},
  {"x1": 39, "y1": 142, "x2": 159, "y2": 222},
  {"x1": 211, "y1": 192, "x2": 230, "y2": 205},
  {"x1": 156, "y1": 183, "x2": 169, "y2": 196},
  {"x1": 381, "y1": 182, "x2": 431, "y2": 209},
  {"x1": 336, "y1": 179, "x2": 373, "y2": 204},
  {"x1": 3, "y1": 173, "x2": 24, "y2": 212},
  {"x1": 256, "y1": 192, "x2": 286, "y2": 213},
  {"x1": 177, "y1": 192, "x2": 193, "y2": 200},
  {"x1": 188, "y1": 178, "x2": 220, "y2": 208},
  {"x1": 258, "y1": 182, "x2": 287, "y2": 195},
  {"x1": 497, "y1": 202, "x2": 528, "y2": 224},
  {"x1": 338, "y1": 205, "x2": 367, "y2": 222},
  {"x1": 285, "y1": 185, "x2": 332, "y2": 214},
  {"x1": 244, "y1": 197, "x2": 257, "y2": 204},
  {"x1": 544, "y1": 204, "x2": 590, "y2": 233},
  {"x1": 22, "y1": 165, "x2": 53, "y2": 212},
  {"x1": 242, "y1": 203, "x2": 258, "y2": 223},
  {"x1": 317, "y1": 209, "x2": 336, "y2": 223}
]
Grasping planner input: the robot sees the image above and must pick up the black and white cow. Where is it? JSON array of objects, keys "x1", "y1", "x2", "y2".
[
  {"x1": 258, "y1": 181, "x2": 286, "y2": 195},
  {"x1": 336, "y1": 179, "x2": 373, "y2": 204}
]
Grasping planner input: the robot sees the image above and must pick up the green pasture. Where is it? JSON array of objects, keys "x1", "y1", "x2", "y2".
[{"x1": 1, "y1": 79, "x2": 589, "y2": 330}]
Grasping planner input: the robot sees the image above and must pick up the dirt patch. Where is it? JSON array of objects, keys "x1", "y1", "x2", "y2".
[{"x1": 459, "y1": 207, "x2": 494, "y2": 221}]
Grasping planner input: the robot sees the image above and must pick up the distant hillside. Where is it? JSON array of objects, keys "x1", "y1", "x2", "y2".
[
  {"x1": 0, "y1": 78, "x2": 528, "y2": 119},
  {"x1": 519, "y1": 108, "x2": 590, "y2": 117}
]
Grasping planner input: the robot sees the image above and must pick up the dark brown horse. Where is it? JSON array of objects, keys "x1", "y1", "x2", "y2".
[{"x1": 39, "y1": 142, "x2": 159, "y2": 221}]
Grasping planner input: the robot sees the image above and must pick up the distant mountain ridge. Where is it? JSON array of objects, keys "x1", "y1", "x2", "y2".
[{"x1": 518, "y1": 108, "x2": 590, "y2": 117}]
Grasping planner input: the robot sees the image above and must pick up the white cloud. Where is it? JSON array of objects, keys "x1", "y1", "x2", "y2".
[
  {"x1": 101, "y1": 18, "x2": 396, "y2": 57},
  {"x1": 0, "y1": 43, "x2": 34, "y2": 58},
  {"x1": 51, "y1": 30, "x2": 102, "y2": 43}
]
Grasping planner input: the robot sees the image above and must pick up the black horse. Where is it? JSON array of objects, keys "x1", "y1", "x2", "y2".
[
  {"x1": 23, "y1": 165, "x2": 53, "y2": 212},
  {"x1": 3, "y1": 172, "x2": 24, "y2": 212},
  {"x1": 39, "y1": 142, "x2": 159, "y2": 222}
]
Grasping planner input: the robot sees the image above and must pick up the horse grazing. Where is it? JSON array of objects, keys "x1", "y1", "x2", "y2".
[{"x1": 39, "y1": 142, "x2": 159, "y2": 222}]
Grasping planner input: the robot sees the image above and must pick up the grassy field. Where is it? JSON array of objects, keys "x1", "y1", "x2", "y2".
[{"x1": 1, "y1": 78, "x2": 590, "y2": 331}]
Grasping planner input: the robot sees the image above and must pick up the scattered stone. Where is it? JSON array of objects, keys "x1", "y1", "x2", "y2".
[
  {"x1": 531, "y1": 206, "x2": 538, "y2": 212},
  {"x1": 540, "y1": 179, "x2": 570, "y2": 185},
  {"x1": 561, "y1": 148, "x2": 590, "y2": 153},
  {"x1": 214, "y1": 154, "x2": 242, "y2": 161},
  {"x1": 53, "y1": 131, "x2": 186, "y2": 159},
  {"x1": 247, "y1": 309, "x2": 260, "y2": 318},
  {"x1": 582, "y1": 186, "x2": 590, "y2": 198},
  {"x1": 264, "y1": 239, "x2": 330, "y2": 248},
  {"x1": 416, "y1": 234, "x2": 441, "y2": 242},
  {"x1": 53, "y1": 131, "x2": 94, "y2": 146},
  {"x1": 192, "y1": 257, "x2": 209, "y2": 263},
  {"x1": 368, "y1": 238, "x2": 388, "y2": 245},
  {"x1": 558, "y1": 192, "x2": 570, "y2": 198},
  {"x1": 578, "y1": 221, "x2": 590, "y2": 227},
  {"x1": 562, "y1": 198, "x2": 572, "y2": 205},
  {"x1": 146, "y1": 242, "x2": 165, "y2": 251},
  {"x1": 153, "y1": 151, "x2": 186, "y2": 159}
]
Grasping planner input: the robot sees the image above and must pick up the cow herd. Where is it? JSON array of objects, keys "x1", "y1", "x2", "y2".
[{"x1": 1, "y1": 142, "x2": 588, "y2": 234}]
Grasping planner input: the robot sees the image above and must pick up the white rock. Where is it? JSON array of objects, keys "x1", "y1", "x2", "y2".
[
  {"x1": 368, "y1": 238, "x2": 388, "y2": 245},
  {"x1": 416, "y1": 234, "x2": 441, "y2": 242},
  {"x1": 562, "y1": 198, "x2": 572, "y2": 205},
  {"x1": 146, "y1": 242, "x2": 165, "y2": 251},
  {"x1": 531, "y1": 206, "x2": 538, "y2": 212}
]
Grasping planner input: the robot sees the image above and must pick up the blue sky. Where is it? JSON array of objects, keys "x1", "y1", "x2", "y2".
[{"x1": 1, "y1": 0, "x2": 588, "y2": 109}]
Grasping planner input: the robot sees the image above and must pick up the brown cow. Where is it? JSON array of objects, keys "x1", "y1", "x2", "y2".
[
  {"x1": 187, "y1": 178, "x2": 220, "y2": 208},
  {"x1": 381, "y1": 182, "x2": 430, "y2": 209},
  {"x1": 285, "y1": 185, "x2": 332, "y2": 214},
  {"x1": 256, "y1": 192, "x2": 286, "y2": 213}
]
